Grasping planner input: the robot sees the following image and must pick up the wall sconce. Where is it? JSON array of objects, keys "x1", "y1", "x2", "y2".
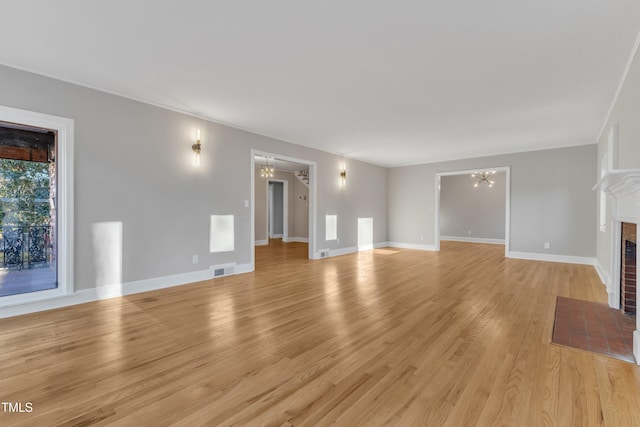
[
  {"x1": 192, "y1": 129, "x2": 202, "y2": 166},
  {"x1": 340, "y1": 162, "x2": 347, "y2": 186}
]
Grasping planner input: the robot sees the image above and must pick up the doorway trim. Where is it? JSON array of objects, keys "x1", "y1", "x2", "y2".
[
  {"x1": 435, "y1": 166, "x2": 511, "y2": 256},
  {"x1": 250, "y1": 149, "x2": 316, "y2": 271},
  {"x1": 267, "y1": 179, "x2": 288, "y2": 240},
  {"x1": 0, "y1": 105, "x2": 74, "y2": 307}
]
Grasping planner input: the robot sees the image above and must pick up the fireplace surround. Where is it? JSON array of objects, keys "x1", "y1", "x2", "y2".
[{"x1": 593, "y1": 165, "x2": 640, "y2": 364}]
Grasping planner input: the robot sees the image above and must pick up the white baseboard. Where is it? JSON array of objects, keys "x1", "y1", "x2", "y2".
[
  {"x1": 329, "y1": 246, "x2": 358, "y2": 257},
  {"x1": 386, "y1": 242, "x2": 438, "y2": 251},
  {"x1": 594, "y1": 258, "x2": 610, "y2": 289},
  {"x1": 634, "y1": 330, "x2": 640, "y2": 365},
  {"x1": 358, "y1": 244, "x2": 374, "y2": 251},
  {"x1": 506, "y1": 251, "x2": 595, "y2": 266},
  {"x1": 257, "y1": 237, "x2": 308, "y2": 245},
  {"x1": 315, "y1": 242, "x2": 388, "y2": 259},
  {"x1": 234, "y1": 263, "x2": 253, "y2": 275},
  {"x1": 441, "y1": 236, "x2": 505, "y2": 245},
  {"x1": 283, "y1": 237, "x2": 309, "y2": 243},
  {"x1": 270, "y1": 234, "x2": 283, "y2": 238},
  {"x1": 0, "y1": 262, "x2": 252, "y2": 319},
  {"x1": 313, "y1": 246, "x2": 357, "y2": 259},
  {"x1": 358, "y1": 242, "x2": 391, "y2": 251}
]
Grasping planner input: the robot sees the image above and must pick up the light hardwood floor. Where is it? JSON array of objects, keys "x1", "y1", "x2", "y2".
[{"x1": 1, "y1": 241, "x2": 639, "y2": 426}]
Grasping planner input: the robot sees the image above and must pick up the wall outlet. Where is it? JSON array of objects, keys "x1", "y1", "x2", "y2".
[
  {"x1": 192, "y1": 254, "x2": 199, "y2": 264},
  {"x1": 244, "y1": 200, "x2": 249, "y2": 208},
  {"x1": 420, "y1": 235, "x2": 424, "y2": 241},
  {"x1": 337, "y1": 238, "x2": 340, "y2": 244},
  {"x1": 544, "y1": 242, "x2": 550, "y2": 249},
  {"x1": 467, "y1": 230, "x2": 472, "y2": 235}
]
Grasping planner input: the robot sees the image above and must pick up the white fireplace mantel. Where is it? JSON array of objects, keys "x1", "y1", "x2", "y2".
[
  {"x1": 593, "y1": 169, "x2": 640, "y2": 199},
  {"x1": 595, "y1": 169, "x2": 640, "y2": 364}
]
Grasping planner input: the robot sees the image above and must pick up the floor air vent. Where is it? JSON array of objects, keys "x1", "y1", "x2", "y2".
[{"x1": 212, "y1": 265, "x2": 235, "y2": 277}]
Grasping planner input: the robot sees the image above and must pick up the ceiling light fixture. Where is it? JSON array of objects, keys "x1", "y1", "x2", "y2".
[
  {"x1": 471, "y1": 170, "x2": 496, "y2": 187},
  {"x1": 260, "y1": 157, "x2": 274, "y2": 179}
]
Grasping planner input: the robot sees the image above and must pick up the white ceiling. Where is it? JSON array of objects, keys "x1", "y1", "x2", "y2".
[{"x1": 1, "y1": 1, "x2": 639, "y2": 167}]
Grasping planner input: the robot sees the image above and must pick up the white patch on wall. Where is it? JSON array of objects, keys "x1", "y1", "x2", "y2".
[
  {"x1": 210, "y1": 215, "x2": 235, "y2": 253},
  {"x1": 358, "y1": 218, "x2": 374, "y2": 251},
  {"x1": 325, "y1": 214, "x2": 337, "y2": 241},
  {"x1": 91, "y1": 222, "x2": 123, "y2": 290}
]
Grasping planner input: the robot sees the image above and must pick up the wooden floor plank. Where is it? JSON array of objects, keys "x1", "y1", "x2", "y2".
[{"x1": 0, "y1": 240, "x2": 638, "y2": 426}]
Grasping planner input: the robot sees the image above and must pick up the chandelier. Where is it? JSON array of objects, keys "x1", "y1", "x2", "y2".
[
  {"x1": 471, "y1": 170, "x2": 496, "y2": 187},
  {"x1": 260, "y1": 157, "x2": 274, "y2": 179}
]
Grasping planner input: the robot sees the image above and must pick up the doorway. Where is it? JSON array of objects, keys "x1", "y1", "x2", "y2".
[
  {"x1": 251, "y1": 150, "x2": 316, "y2": 270},
  {"x1": 435, "y1": 166, "x2": 511, "y2": 255}
]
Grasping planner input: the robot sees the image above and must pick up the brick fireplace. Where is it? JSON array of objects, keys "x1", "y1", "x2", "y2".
[{"x1": 621, "y1": 222, "x2": 637, "y2": 314}]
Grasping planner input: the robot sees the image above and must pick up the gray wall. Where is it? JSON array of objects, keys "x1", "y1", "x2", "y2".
[
  {"x1": 388, "y1": 145, "x2": 597, "y2": 257},
  {"x1": 292, "y1": 175, "x2": 309, "y2": 238},
  {"x1": 0, "y1": 61, "x2": 600, "y2": 298},
  {"x1": 440, "y1": 172, "x2": 506, "y2": 240},
  {"x1": 0, "y1": 64, "x2": 387, "y2": 291}
]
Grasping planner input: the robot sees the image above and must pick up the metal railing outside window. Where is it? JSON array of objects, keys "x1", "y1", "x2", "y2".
[{"x1": 0, "y1": 225, "x2": 52, "y2": 269}]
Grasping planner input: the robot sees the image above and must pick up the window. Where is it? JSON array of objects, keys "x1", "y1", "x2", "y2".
[{"x1": 0, "y1": 105, "x2": 73, "y2": 307}]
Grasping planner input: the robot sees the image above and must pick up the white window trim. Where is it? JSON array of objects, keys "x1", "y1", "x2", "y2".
[{"x1": 0, "y1": 105, "x2": 74, "y2": 307}]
